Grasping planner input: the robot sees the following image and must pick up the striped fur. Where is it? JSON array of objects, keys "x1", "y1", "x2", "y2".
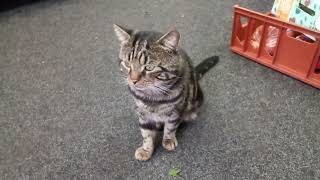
[{"x1": 114, "y1": 24, "x2": 218, "y2": 161}]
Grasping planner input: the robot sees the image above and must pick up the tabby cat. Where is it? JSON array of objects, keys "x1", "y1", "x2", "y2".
[{"x1": 113, "y1": 24, "x2": 218, "y2": 161}]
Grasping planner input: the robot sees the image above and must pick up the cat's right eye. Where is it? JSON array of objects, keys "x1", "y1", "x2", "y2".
[
  {"x1": 124, "y1": 61, "x2": 130, "y2": 68},
  {"x1": 120, "y1": 61, "x2": 130, "y2": 73}
]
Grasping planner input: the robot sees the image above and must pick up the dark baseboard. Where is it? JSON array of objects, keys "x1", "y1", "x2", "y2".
[{"x1": 0, "y1": 0, "x2": 42, "y2": 12}]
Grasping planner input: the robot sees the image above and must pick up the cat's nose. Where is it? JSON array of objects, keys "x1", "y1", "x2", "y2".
[
  {"x1": 132, "y1": 79, "x2": 138, "y2": 84},
  {"x1": 130, "y1": 71, "x2": 141, "y2": 84}
]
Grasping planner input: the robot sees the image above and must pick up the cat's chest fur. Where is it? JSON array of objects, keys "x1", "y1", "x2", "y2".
[{"x1": 135, "y1": 99, "x2": 180, "y2": 123}]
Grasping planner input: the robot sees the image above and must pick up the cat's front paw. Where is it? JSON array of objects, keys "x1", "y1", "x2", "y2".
[
  {"x1": 162, "y1": 137, "x2": 178, "y2": 151},
  {"x1": 135, "y1": 147, "x2": 152, "y2": 161}
]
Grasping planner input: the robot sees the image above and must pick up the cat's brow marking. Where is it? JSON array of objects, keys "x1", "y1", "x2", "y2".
[{"x1": 133, "y1": 39, "x2": 140, "y2": 58}]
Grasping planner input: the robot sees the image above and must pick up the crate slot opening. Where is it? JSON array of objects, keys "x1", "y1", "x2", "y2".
[
  {"x1": 240, "y1": 16, "x2": 248, "y2": 26},
  {"x1": 286, "y1": 30, "x2": 316, "y2": 44},
  {"x1": 235, "y1": 16, "x2": 249, "y2": 43},
  {"x1": 315, "y1": 56, "x2": 320, "y2": 74},
  {"x1": 249, "y1": 24, "x2": 280, "y2": 57}
]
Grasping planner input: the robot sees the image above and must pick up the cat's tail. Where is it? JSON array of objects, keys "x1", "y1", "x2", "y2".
[{"x1": 195, "y1": 56, "x2": 219, "y2": 80}]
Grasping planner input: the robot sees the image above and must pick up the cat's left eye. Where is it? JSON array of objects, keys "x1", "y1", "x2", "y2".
[{"x1": 145, "y1": 64, "x2": 155, "y2": 71}]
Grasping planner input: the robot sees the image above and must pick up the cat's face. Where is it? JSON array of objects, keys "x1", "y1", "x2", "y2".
[{"x1": 113, "y1": 24, "x2": 182, "y2": 96}]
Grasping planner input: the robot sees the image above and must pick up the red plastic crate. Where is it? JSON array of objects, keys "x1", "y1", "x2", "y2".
[{"x1": 230, "y1": 5, "x2": 320, "y2": 89}]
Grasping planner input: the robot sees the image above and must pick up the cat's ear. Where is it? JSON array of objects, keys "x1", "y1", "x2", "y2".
[
  {"x1": 113, "y1": 24, "x2": 132, "y2": 43},
  {"x1": 156, "y1": 29, "x2": 180, "y2": 50}
]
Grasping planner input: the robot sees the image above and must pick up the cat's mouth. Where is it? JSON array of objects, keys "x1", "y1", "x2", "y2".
[
  {"x1": 130, "y1": 84, "x2": 161, "y2": 96},
  {"x1": 128, "y1": 79, "x2": 152, "y2": 90},
  {"x1": 132, "y1": 85, "x2": 146, "y2": 91},
  {"x1": 129, "y1": 85, "x2": 153, "y2": 97},
  {"x1": 129, "y1": 83, "x2": 148, "y2": 91}
]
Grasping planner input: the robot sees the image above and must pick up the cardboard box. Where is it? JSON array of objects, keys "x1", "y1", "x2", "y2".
[{"x1": 288, "y1": 0, "x2": 320, "y2": 31}]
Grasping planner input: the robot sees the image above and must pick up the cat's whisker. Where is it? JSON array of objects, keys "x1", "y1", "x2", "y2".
[
  {"x1": 154, "y1": 85, "x2": 170, "y2": 95},
  {"x1": 118, "y1": 76, "x2": 129, "y2": 85},
  {"x1": 157, "y1": 85, "x2": 171, "y2": 92}
]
